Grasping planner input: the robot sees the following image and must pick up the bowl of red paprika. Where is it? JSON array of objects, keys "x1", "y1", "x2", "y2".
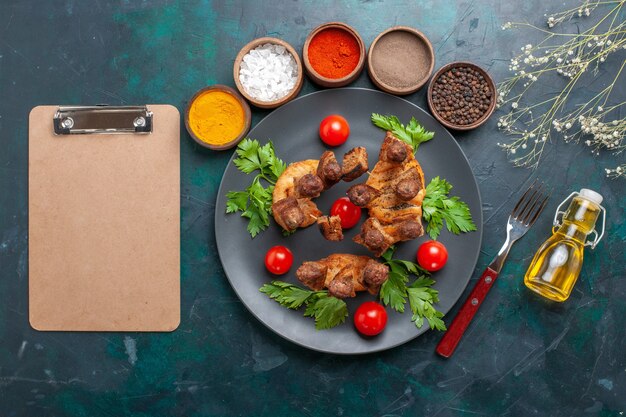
[{"x1": 303, "y1": 22, "x2": 366, "y2": 88}]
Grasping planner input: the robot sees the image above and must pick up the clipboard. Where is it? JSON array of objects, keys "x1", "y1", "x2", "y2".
[{"x1": 29, "y1": 105, "x2": 180, "y2": 331}]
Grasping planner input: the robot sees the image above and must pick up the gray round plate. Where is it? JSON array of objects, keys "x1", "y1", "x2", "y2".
[{"x1": 215, "y1": 88, "x2": 482, "y2": 354}]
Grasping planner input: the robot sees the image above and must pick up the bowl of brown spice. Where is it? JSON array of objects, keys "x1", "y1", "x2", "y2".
[
  {"x1": 427, "y1": 62, "x2": 497, "y2": 131},
  {"x1": 303, "y1": 22, "x2": 366, "y2": 88},
  {"x1": 367, "y1": 26, "x2": 435, "y2": 95}
]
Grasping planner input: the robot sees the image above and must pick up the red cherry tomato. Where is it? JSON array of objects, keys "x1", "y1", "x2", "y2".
[
  {"x1": 319, "y1": 115, "x2": 350, "y2": 146},
  {"x1": 264, "y1": 245, "x2": 293, "y2": 275},
  {"x1": 330, "y1": 197, "x2": 362, "y2": 229},
  {"x1": 416, "y1": 240, "x2": 448, "y2": 272},
  {"x1": 354, "y1": 301, "x2": 388, "y2": 336}
]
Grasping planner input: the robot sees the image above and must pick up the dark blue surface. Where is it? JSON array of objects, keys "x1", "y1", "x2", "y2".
[{"x1": 0, "y1": 1, "x2": 624, "y2": 416}]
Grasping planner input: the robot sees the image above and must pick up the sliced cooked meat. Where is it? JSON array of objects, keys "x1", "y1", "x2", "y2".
[
  {"x1": 272, "y1": 197, "x2": 304, "y2": 231},
  {"x1": 296, "y1": 174, "x2": 324, "y2": 198},
  {"x1": 317, "y1": 215, "x2": 343, "y2": 241},
  {"x1": 362, "y1": 260, "x2": 390, "y2": 289},
  {"x1": 296, "y1": 262, "x2": 327, "y2": 291},
  {"x1": 297, "y1": 198, "x2": 323, "y2": 228},
  {"x1": 363, "y1": 229, "x2": 385, "y2": 250},
  {"x1": 347, "y1": 184, "x2": 380, "y2": 207},
  {"x1": 272, "y1": 148, "x2": 368, "y2": 232},
  {"x1": 379, "y1": 132, "x2": 412, "y2": 163},
  {"x1": 396, "y1": 220, "x2": 423, "y2": 239},
  {"x1": 395, "y1": 178, "x2": 421, "y2": 201},
  {"x1": 384, "y1": 138, "x2": 408, "y2": 163},
  {"x1": 273, "y1": 160, "x2": 319, "y2": 202},
  {"x1": 327, "y1": 271, "x2": 355, "y2": 298},
  {"x1": 317, "y1": 151, "x2": 342, "y2": 189},
  {"x1": 341, "y1": 147, "x2": 368, "y2": 182},
  {"x1": 353, "y1": 218, "x2": 394, "y2": 257},
  {"x1": 355, "y1": 218, "x2": 422, "y2": 256},
  {"x1": 272, "y1": 160, "x2": 320, "y2": 231},
  {"x1": 296, "y1": 254, "x2": 389, "y2": 297},
  {"x1": 351, "y1": 132, "x2": 426, "y2": 255}
]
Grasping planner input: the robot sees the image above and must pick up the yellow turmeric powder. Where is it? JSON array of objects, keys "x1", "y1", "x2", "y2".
[{"x1": 188, "y1": 90, "x2": 245, "y2": 145}]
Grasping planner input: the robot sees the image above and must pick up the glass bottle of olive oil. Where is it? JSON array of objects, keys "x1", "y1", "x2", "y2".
[{"x1": 524, "y1": 189, "x2": 606, "y2": 302}]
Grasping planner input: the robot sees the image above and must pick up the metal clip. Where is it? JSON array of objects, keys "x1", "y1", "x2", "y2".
[
  {"x1": 552, "y1": 191, "x2": 577, "y2": 228},
  {"x1": 588, "y1": 206, "x2": 606, "y2": 249},
  {"x1": 53, "y1": 105, "x2": 153, "y2": 135},
  {"x1": 552, "y1": 191, "x2": 606, "y2": 249}
]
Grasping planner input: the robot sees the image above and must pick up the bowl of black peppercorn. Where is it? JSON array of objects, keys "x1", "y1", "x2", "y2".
[{"x1": 427, "y1": 62, "x2": 496, "y2": 131}]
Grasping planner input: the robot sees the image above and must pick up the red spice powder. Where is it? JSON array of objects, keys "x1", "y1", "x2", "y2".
[{"x1": 308, "y1": 28, "x2": 360, "y2": 79}]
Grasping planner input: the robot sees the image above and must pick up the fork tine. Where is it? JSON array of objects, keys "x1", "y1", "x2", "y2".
[
  {"x1": 525, "y1": 191, "x2": 550, "y2": 226},
  {"x1": 520, "y1": 190, "x2": 542, "y2": 224},
  {"x1": 511, "y1": 180, "x2": 538, "y2": 218},
  {"x1": 518, "y1": 183, "x2": 544, "y2": 222},
  {"x1": 513, "y1": 182, "x2": 542, "y2": 221}
]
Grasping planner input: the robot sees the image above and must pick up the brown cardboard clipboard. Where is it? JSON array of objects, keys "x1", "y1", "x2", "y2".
[{"x1": 28, "y1": 105, "x2": 180, "y2": 331}]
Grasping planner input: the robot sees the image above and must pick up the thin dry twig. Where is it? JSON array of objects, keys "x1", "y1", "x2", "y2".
[{"x1": 497, "y1": 0, "x2": 626, "y2": 178}]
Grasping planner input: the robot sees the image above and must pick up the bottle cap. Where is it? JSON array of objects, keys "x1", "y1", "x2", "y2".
[{"x1": 579, "y1": 188, "x2": 603, "y2": 205}]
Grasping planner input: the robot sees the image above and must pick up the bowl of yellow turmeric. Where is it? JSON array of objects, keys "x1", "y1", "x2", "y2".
[{"x1": 185, "y1": 85, "x2": 252, "y2": 150}]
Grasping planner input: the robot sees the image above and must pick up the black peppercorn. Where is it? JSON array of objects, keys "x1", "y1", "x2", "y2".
[{"x1": 431, "y1": 65, "x2": 493, "y2": 126}]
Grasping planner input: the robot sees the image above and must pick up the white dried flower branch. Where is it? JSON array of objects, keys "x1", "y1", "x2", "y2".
[
  {"x1": 605, "y1": 163, "x2": 625, "y2": 177},
  {"x1": 545, "y1": 0, "x2": 600, "y2": 27},
  {"x1": 498, "y1": 0, "x2": 626, "y2": 178}
]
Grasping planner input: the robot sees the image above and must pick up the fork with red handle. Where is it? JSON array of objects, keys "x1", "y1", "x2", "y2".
[{"x1": 436, "y1": 181, "x2": 550, "y2": 358}]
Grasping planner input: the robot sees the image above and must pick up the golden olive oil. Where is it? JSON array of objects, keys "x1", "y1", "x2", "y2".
[{"x1": 524, "y1": 189, "x2": 603, "y2": 302}]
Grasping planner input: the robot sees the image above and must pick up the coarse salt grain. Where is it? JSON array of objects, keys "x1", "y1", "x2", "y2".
[{"x1": 239, "y1": 43, "x2": 298, "y2": 102}]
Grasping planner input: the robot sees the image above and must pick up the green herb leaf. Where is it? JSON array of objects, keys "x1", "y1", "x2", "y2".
[
  {"x1": 304, "y1": 294, "x2": 349, "y2": 330},
  {"x1": 226, "y1": 139, "x2": 287, "y2": 238},
  {"x1": 234, "y1": 139, "x2": 263, "y2": 174},
  {"x1": 380, "y1": 271, "x2": 409, "y2": 313},
  {"x1": 371, "y1": 113, "x2": 396, "y2": 131},
  {"x1": 407, "y1": 276, "x2": 445, "y2": 330},
  {"x1": 260, "y1": 281, "x2": 348, "y2": 330},
  {"x1": 379, "y1": 247, "x2": 446, "y2": 331},
  {"x1": 259, "y1": 280, "x2": 293, "y2": 299},
  {"x1": 238, "y1": 178, "x2": 272, "y2": 237},
  {"x1": 262, "y1": 142, "x2": 287, "y2": 180},
  {"x1": 407, "y1": 282, "x2": 446, "y2": 331},
  {"x1": 425, "y1": 314, "x2": 447, "y2": 331},
  {"x1": 422, "y1": 176, "x2": 476, "y2": 240},
  {"x1": 260, "y1": 281, "x2": 316, "y2": 309},
  {"x1": 393, "y1": 259, "x2": 430, "y2": 277},
  {"x1": 371, "y1": 113, "x2": 434, "y2": 152},
  {"x1": 225, "y1": 191, "x2": 249, "y2": 213},
  {"x1": 411, "y1": 276, "x2": 437, "y2": 290}
]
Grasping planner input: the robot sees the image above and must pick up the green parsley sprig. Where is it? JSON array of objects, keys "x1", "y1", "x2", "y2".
[
  {"x1": 379, "y1": 247, "x2": 446, "y2": 331},
  {"x1": 422, "y1": 177, "x2": 477, "y2": 240},
  {"x1": 226, "y1": 139, "x2": 286, "y2": 238},
  {"x1": 371, "y1": 113, "x2": 435, "y2": 152},
  {"x1": 260, "y1": 281, "x2": 348, "y2": 330}
]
